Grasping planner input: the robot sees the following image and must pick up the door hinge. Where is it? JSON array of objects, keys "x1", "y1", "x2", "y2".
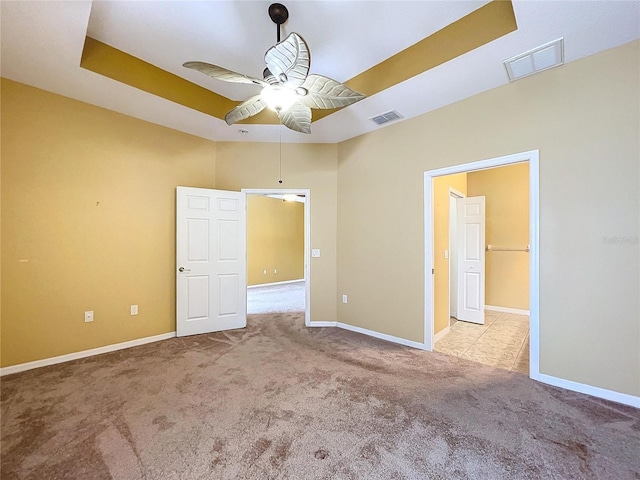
[{"x1": 432, "y1": 268, "x2": 435, "y2": 274}]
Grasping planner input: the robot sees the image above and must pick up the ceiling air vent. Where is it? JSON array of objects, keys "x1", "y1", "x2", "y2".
[
  {"x1": 369, "y1": 110, "x2": 403, "y2": 126},
  {"x1": 503, "y1": 38, "x2": 564, "y2": 82}
]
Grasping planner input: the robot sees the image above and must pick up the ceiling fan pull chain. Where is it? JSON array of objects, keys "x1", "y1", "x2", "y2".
[{"x1": 278, "y1": 126, "x2": 283, "y2": 184}]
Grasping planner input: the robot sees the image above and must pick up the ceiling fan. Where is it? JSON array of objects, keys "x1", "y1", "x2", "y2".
[{"x1": 183, "y1": 3, "x2": 366, "y2": 134}]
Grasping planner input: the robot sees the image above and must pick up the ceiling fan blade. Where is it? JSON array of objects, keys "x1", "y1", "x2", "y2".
[
  {"x1": 224, "y1": 95, "x2": 266, "y2": 125},
  {"x1": 277, "y1": 103, "x2": 311, "y2": 134},
  {"x1": 296, "y1": 75, "x2": 366, "y2": 109},
  {"x1": 183, "y1": 61, "x2": 267, "y2": 87},
  {"x1": 264, "y1": 33, "x2": 310, "y2": 88}
]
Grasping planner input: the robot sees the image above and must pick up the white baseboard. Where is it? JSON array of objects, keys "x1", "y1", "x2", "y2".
[
  {"x1": 307, "y1": 321, "x2": 338, "y2": 327},
  {"x1": 433, "y1": 326, "x2": 450, "y2": 343},
  {"x1": 538, "y1": 373, "x2": 640, "y2": 408},
  {"x1": 486, "y1": 305, "x2": 530, "y2": 316},
  {"x1": 0, "y1": 332, "x2": 177, "y2": 377},
  {"x1": 247, "y1": 279, "x2": 305, "y2": 289},
  {"x1": 336, "y1": 322, "x2": 428, "y2": 351}
]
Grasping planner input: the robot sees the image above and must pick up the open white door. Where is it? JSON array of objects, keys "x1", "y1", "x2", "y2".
[
  {"x1": 176, "y1": 186, "x2": 246, "y2": 336},
  {"x1": 456, "y1": 196, "x2": 485, "y2": 324}
]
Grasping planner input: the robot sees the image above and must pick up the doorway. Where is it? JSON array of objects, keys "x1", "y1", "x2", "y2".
[
  {"x1": 424, "y1": 150, "x2": 540, "y2": 380},
  {"x1": 242, "y1": 188, "x2": 311, "y2": 326}
]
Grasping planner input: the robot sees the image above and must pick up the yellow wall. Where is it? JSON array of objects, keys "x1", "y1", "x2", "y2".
[
  {"x1": 337, "y1": 40, "x2": 640, "y2": 396},
  {"x1": 1, "y1": 79, "x2": 216, "y2": 367},
  {"x1": 433, "y1": 174, "x2": 467, "y2": 334},
  {"x1": 467, "y1": 163, "x2": 529, "y2": 310},
  {"x1": 215, "y1": 142, "x2": 338, "y2": 322},
  {"x1": 247, "y1": 195, "x2": 304, "y2": 285}
]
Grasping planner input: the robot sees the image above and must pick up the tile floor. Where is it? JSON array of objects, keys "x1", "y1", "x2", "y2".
[{"x1": 435, "y1": 310, "x2": 530, "y2": 375}]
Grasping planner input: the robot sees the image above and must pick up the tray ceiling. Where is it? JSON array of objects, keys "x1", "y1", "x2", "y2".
[{"x1": 2, "y1": 1, "x2": 639, "y2": 143}]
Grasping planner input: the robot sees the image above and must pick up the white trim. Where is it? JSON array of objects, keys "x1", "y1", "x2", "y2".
[
  {"x1": 434, "y1": 326, "x2": 450, "y2": 343},
  {"x1": 336, "y1": 322, "x2": 429, "y2": 350},
  {"x1": 0, "y1": 332, "x2": 176, "y2": 377},
  {"x1": 538, "y1": 374, "x2": 640, "y2": 408},
  {"x1": 424, "y1": 174, "x2": 435, "y2": 351},
  {"x1": 242, "y1": 189, "x2": 311, "y2": 326},
  {"x1": 247, "y1": 279, "x2": 305, "y2": 289},
  {"x1": 528, "y1": 155, "x2": 541, "y2": 381},
  {"x1": 424, "y1": 150, "x2": 540, "y2": 379},
  {"x1": 485, "y1": 305, "x2": 530, "y2": 316},
  {"x1": 307, "y1": 321, "x2": 338, "y2": 327}
]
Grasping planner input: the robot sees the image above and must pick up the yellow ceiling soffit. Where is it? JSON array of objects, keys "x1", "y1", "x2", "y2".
[
  {"x1": 316, "y1": 0, "x2": 517, "y2": 121},
  {"x1": 80, "y1": 0, "x2": 516, "y2": 126},
  {"x1": 80, "y1": 37, "x2": 279, "y2": 125}
]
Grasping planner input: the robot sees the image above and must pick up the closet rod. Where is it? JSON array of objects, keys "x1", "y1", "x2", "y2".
[{"x1": 486, "y1": 245, "x2": 530, "y2": 252}]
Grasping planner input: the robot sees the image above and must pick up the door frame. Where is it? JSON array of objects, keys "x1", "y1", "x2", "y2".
[
  {"x1": 424, "y1": 150, "x2": 540, "y2": 381},
  {"x1": 242, "y1": 188, "x2": 311, "y2": 327},
  {"x1": 448, "y1": 188, "x2": 465, "y2": 324}
]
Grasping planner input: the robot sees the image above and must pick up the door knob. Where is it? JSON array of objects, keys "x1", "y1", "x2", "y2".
[{"x1": 178, "y1": 267, "x2": 191, "y2": 272}]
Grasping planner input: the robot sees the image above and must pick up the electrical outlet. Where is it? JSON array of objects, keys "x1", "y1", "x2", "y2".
[
  {"x1": 274, "y1": 269, "x2": 277, "y2": 274},
  {"x1": 263, "y1": 269, "x2": 267, "y2": 275},
  {"x1": 84, "y1": 311, "x2": 94, "y2": 323},
  {"x1": 342, "y1": 295, "x2": 348, "y2": 304},
  {"x1": 130, "y1": 305, "x2": 138, "y2": 315}
]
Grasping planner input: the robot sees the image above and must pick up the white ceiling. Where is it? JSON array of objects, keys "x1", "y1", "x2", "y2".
[{"x1": 2, "y1": 1, "x2": 639, "y2": 144}]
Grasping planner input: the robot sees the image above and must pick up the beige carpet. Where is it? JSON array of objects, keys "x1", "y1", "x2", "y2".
[{"x1": 2, "y1": 312, "x2": 639, "y2": 479}]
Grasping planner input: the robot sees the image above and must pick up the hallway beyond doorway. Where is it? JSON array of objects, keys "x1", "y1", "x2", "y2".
[{"x1": 247, "y1": 281, "x2": 305, "y2": 315}]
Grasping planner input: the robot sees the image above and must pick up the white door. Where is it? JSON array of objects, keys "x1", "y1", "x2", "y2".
[
  {"x1": 176, "y1": 186, "x2": 247, "y2": 336},
  {"x1": 456, "y1": 196, "x2": 485, "y2": 324}
]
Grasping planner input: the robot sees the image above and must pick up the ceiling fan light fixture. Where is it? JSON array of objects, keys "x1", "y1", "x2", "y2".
[{"x1": 260, "y1": 84, "x2": 298, "y2": 112}]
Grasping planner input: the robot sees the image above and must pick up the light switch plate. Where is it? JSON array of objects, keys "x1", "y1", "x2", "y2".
[{"x1": 312, "y1": 249, "x2": 320, "y2": 258}]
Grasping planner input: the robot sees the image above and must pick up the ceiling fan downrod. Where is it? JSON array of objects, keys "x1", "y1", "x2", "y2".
[{"x1": 268, "y1": 3, "x2": 289, "y2": 43}]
